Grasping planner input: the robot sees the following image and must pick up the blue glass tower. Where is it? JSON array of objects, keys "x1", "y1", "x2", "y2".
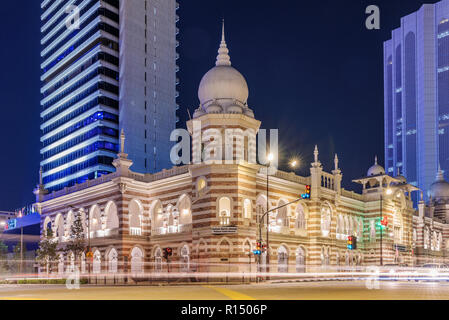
[
  {"x1": 40, "y1": 0, "x2": 178, "y2": 192},
  {"x1": 384, "y1": 0, "x2": 449, "y2": 201}
]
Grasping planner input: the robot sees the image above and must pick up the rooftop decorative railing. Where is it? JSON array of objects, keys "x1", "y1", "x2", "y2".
[{"x1": 42, "y1": 165, "x2": 191, "y2": 202}]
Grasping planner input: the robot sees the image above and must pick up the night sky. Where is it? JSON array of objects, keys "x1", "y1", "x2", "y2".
[{"x1": 0, "y1": 0, "x2": 439, "y2": 210}]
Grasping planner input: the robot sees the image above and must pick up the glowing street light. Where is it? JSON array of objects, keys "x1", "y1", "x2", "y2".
[
  {"x1": 267, "y1": 153, "x2": 274, "y2": 163},
  {"x1": 290, "y1": 160, "x2": 298, "y2": 168}
]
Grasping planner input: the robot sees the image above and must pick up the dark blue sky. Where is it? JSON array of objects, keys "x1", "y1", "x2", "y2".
[{"x1": 0, "y1": 0, "x2": 438, "y2": 210}]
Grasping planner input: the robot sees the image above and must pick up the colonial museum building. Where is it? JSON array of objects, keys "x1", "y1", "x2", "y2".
[{"x1": 34, "y1": 27, "x2": 449, "y2": 278}]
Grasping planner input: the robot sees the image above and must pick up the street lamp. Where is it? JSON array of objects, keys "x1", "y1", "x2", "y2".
[{"x1": 258, "y1": 153, "x2": 273, "y2": 278}]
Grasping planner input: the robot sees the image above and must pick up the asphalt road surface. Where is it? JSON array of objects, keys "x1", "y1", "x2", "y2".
[{"x1": 1, "y1": 281, "x2": 449, "y2": 300}]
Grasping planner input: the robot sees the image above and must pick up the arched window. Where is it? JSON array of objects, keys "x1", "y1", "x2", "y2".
[
  {"x1": 370, "y1": 219, "x2": 376, "y2": 242},
  {"x1": 243, "y1": 240, "x2": 252, "y2": 254},
  {"x1": 89, "y1": 205, "x2": 102, "y2": 235},
  {"x1": 79, "y1": 210, "x2": 87, "y2": 237},
  {"x1": 65, "y1": 211, "x2": 74, "y2": 237},
  {"x1": 349, "y1": 217, "x2": 354, "y2": 236},
  {"x1": 243, "y1": 199, "x2": 252, "y2": 219},
  {"x1": 296, "y1": 247, "x2": 305, "y2": 273},
  {"x1": 43, "y1": 216, "x2": 52, "y2": 238},
  {"x1": 432, "y1": 231, "x2": 437, "y2": 251},
  {"x1": 344, "y1": 216, "x2": 350, "y2": 237},
  {"x1": 219, "y1": 239, "x2": 231, "y2": 253},
  {"x1": 58, "y1": 253, "x2": 64, "y2": 275},
  {"x1": 151, "y1": 200, "x2": 164, "y2": 235},
  {"x1": 129, "y1": 199, "x2": 143, "y2": 236},
  {"x1": 180, "y1": 245, "x2": 190, "y2": 272},
  {"x1": 197, "y1": 177, "x2": 207, "y2": 196},
  {"x1": 320, "y1": 205, "x2": 332, "y2": 237},
  {"x1": 278, "y1": 246, "x2": 288, "y2": 273},
  {"x1": 154, "y1": 248, "x2": 162, "y2": 272},
  {"x1": 105, "y1": 202, "x2": 119, "y2": 230},
  {"x1": 178, "y1": 195, "x2": 192, "y2": 228},
  {"x1": 295, "y1": 204, "x2": 306, "y2": 230},
  {"x1": 276, "y1": 200, "x2": 289, "y2": 228},
  {"x1": 336, "y1": 215, "x2": 344, "y2": 239},
  {"x1": 167, "y1": 205, "x2": 178, "y2": 234},
  {"x1": 424, "y1": 227, "x2": 429, "y2": 250},
  {"x1": 393, "y1": 211, "x2": 403, "y2": 243},
  {"x1": 218, "y1": 197, "x2": 231, "y2": 225},
  {"x1": 108, "y1": 248, "x2": 118, "y2": 274},
  {"x1": 357, "y1": 219, "x2": 363, "y2": 239},
  {"x1": 55, "y1": 214, "x2": 64, "y2": 240},
  {"x1": 437, "y1": 232, "x2": 442, "y2": 251},
  {"x1": 93, "y1": 250, "x2": 101, "y2": 274},
  {"x1": 131, "y1": 247, "x2": 144, "y2": 274},
  {"x1": 256, "y1": 195, "x2": 267, "y2": 226}
]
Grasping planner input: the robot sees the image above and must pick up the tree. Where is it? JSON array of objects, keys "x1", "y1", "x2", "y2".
[
  {"x1": 64, "y1": 213, "x2": 86, "y2": 270},
  {"x1": 36, "y1": 228, "x2": 58, "y2": 274}
]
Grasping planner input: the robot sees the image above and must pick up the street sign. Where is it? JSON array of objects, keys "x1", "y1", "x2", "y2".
[{"x1": 86, "y1": 251, "x2": 93, "y2": 259}]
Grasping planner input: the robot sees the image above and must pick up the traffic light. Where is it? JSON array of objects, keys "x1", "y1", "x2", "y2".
[
  {"x1": 163, "y1": 247, "x2": 173, "y2": 260},
  {"x1": 253, "y1": 241, "x2": 262, "y2": 255},
  {"x1": 301, "y1": 185, "x2": 311, "y2": 199},
  {"x1": 347, "y1": 236, "x2": 357, "y2": 250},
  {"x1": 262, "y1": 243, "x2": 267, "y2": 253}
]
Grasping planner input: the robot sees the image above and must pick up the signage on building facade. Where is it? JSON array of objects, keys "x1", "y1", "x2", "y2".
[
  {"x1": 393, "y1": 244, "x2": 407, "y2": 252},
  {"x1": 212, "y1": 226, "x2": 238, "y2": 235}
]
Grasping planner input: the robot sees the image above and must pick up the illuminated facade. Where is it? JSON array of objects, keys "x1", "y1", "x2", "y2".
[
  {"x1": 384, "y1": 0, "x2": 449, "y2": 203},
  {"x1": 39, "y1": 0, "x2": 178, "y2": 192},
  {"x1": 36, "y1": 25, "x2": 446, "y2": 281}
]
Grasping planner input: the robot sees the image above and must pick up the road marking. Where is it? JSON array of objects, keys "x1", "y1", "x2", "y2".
[
  {"x1": 0, "y1": 297, "x2": 45, "y2": 300},
  {"x1": 204, "y1": 286, "x2": 255, "y2": 300}
]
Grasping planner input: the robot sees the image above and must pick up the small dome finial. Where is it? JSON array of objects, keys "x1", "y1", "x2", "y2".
[
  {"x1": 375, "y1": 155, "x2": 378, "y2": 165},
  {"x1": 437, "y1": 164, "x2": 445, "y2": 181},
  {"x1": 216, "y1": 20, "x2": 231, "y2": 66}
]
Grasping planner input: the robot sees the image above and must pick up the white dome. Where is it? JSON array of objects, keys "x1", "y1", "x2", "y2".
[
  {"x1": 198, "y1": 66, "x2": 249, "y2": 107},
  {"x1": 367, "y1": 156, "x2": 385, "y2": 176},
  {"x1": 194, "y1": 21, "x2": 253, "y2": 119},
  {"x1": 429, "y1": 167, "x2": 449, "y2": 201}
]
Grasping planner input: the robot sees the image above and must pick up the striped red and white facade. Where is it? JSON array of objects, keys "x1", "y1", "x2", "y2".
[{"x1": 33, "y1": 22, "x2": 449, "y2": 281}]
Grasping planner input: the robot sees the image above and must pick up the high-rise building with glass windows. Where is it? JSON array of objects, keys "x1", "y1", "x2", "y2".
[
  {"x1": 384, "y1": 0, "x2": 449, "y2": 202},
  {"x1": 40, "y1": 0, "x2": 179, "y2": 192}
]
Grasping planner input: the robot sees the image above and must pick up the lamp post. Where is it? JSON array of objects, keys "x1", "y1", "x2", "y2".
[
  {"x1": 257, "y1": 153, "x2": 273, "y2": 278},
  {"x1": 380, "y1": 188, "x2": 393, "y2": 266}
]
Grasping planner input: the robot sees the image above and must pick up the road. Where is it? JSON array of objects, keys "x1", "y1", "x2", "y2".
[{"x1": 1, "y1": 281, "x2": 449, "y2": 300}]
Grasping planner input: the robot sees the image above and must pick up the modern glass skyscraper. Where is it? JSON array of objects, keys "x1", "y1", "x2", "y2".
[
  {"x1": 384, "y1": 0, "x2": 449, "y2": 201},
  {"x1": 40, "y1": 0, "x2": 178, "y2": 192}
]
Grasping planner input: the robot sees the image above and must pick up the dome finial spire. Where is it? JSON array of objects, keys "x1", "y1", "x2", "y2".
[
  {"x1": 437, "y1": 164, "x2": 444, "y2": 181},
  {"x1": 375, "y1": 155, "x2": 378, "y2": 165},
  {"x1": 216, "y1": 20, "x2": 231, "y2": 66},
  {"x1": 222, "y1": 19, "x2": 225, "y2": 42}
]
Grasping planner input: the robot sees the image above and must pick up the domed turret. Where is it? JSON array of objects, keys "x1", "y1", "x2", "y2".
[
  {"x1": 367, "y1": 156, "x2": 385, "y2": 177},
  {"x1": 395, "y1": 168, "x2": 407, "y2": 184},
  {"x1": 194, "y1": 21, "x2": 253, "y2": 118},
  {"x1": 429, "y1": 166, "x2": 449, "y2": 201}
]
